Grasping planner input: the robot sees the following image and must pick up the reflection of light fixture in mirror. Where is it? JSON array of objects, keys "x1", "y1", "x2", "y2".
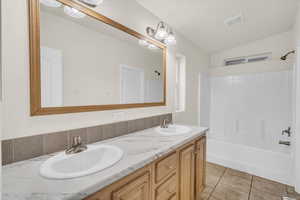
[
  {"x1": 148, "y1": 44, "x2": 159, "y2": 50},
  {"x1": 78, "y1": 0, "x2": 103, "y2": 7},
  {"x1": 139, "y1": 40, "x2": 149, "y2": 47},
  {"x1": 40, "y1": 0, "x2": 62, "y2": 7},
  {"x1": 146, "y1": 21, "x2": 176, "y2": 46},
  {"x1": 63, "y1": 6, "x2": 86, "y2": 18},
  {"x1": 139, "y1": 39, "x2": 158, "y2": 50}
]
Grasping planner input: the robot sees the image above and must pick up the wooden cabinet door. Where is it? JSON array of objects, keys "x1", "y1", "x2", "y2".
[
  {"x1": 154, "y1": 174, "x2": 177, "y2": 200},
  {"x1": 179, "y1": 144, "x2": 195, "y2": 200},
  {"x1": 195, "y1": 137, "x2": 206, "y2": 199},
  {"x1": 112, "y1": 172, "x2": 150, "y2": 200}
]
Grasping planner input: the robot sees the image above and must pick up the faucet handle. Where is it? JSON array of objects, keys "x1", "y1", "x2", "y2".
[
  {"x1": 161, "y1": 119, "x2": 169, "y2": 128},
  {"x1": 72, "y1": 136, "x2": 82, "y2": 146}
]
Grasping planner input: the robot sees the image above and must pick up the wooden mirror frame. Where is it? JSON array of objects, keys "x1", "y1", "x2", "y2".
[{"x1": 28, "y1": 0, "x2": 167, "y2": 116}]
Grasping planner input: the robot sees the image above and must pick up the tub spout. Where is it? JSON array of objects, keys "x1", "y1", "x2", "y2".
[{"x1": 279, "y1": 140, "x2": 290, "y2": 146}]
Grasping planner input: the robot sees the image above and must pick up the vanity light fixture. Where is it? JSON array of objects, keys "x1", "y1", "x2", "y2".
[
  {"x1": 78, "y1": 0, "x2": 104, "y2": 7},
  {"x1": 146, "y1": 21, "x2": 177, "y2": 46},
  {"x1": 63, "y1": 6, "x2": 86, "y2": 18},
  {"x1": 40, "y1": 0, "x2": 62, "y2": 7}
]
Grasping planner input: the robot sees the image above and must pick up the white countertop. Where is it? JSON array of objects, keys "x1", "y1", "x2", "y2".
[{"x1": 2, "y1": 125, "x2": 208, "y2": 200}]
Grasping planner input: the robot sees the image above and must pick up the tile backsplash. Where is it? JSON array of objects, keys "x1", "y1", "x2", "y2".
[{"x1": 2, "y1": 114, "x2": 172, "y2": 165}]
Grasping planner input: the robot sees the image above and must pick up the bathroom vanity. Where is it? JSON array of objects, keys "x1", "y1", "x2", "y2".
[
  {"x1": 2, "y1": 126, "x2": 207, "y2": 200},
  {"x1": 85, "y1": 132, "x2": 206, "y2": 200}
]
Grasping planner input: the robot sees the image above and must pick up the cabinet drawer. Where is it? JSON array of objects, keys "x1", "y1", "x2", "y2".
[
  {"x1": 155, "y1": 175, "x2": 177, "y2": 200},
  {"x1": 112, "y1": 172, "x2": 150, "y2": 200},
  {"x1": 155, "y1": 153, "x2": 177, "y2": 183},
  {"x1": 169, "y1": 195, "x2": 176, "y2": 200}
]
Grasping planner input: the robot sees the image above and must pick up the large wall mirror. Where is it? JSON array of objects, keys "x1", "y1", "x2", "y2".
[{"x1": 29, "y1": 0, "x2": 166, "y2": 116}]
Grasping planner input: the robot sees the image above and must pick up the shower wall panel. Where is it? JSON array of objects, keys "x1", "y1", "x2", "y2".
[{"x1": 209, "y1": 70, "x2": 292, "y2": 154}]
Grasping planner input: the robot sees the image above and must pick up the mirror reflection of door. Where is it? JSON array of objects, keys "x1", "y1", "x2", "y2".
[
  {"x1": 41, "y1": 46, "x2": 63, "y2": 107},
  {"x1": 120, "y1": 65, "x2": 145, "y2": 104}
]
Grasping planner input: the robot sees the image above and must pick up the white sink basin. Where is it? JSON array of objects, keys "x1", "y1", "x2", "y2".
[
  {"x1": 155, "y1": 125, "x2": 191, "y2": 136},
  {"x1": 40, "y1": 144, "x2": 123, "y2": 179}
]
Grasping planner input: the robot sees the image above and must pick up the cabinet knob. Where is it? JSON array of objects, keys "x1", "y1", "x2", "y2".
[
  {"x1": 165, "y1": 165, "x2": 174, "y2": 170},
  {"x1": 167, "y1": 189, "x2": 173, "y2": 194}
]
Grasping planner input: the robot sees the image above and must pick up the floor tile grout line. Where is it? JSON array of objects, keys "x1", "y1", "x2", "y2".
[
  {"x1": 207, "y1": 167, "x2": 227, "y2": 200},
  {"x1": 248, "y1": 175, "x2": 254, "y2": 200}
]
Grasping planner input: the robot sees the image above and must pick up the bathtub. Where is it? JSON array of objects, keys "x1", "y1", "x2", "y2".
[{"x1": 207, "y1": 138, "x2": 293, "y2": 185}]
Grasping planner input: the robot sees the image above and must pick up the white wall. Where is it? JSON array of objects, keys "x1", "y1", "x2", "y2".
[
  {"x1": 293, "y1": 2, "x2": 300, "y2": 192},
  {"x1": 1, "y1": 0, "x2": 209, "y2": 139},
  {"x1": 173, "y1": 44, "x2": 209, "y2": 125},
  {"x1": 0, "y1": 0, "x2": 2, "y2": 195},
  {"x1": 199, "y1": 72, "x2": 210, "y2": 127}
]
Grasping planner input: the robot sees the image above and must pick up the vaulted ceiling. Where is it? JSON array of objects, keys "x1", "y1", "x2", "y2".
[{"x1": 136, "y1": 0, "x2": 298, "y2": 52}]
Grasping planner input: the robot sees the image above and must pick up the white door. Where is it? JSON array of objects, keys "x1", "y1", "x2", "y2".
[
  {"x1": 41, "y1": 46, "x2": 63, "y2": 107},
  {"x1": 120, "y1": 65, "x2": 144, "y2": 104},
  {"x1": 145, "y1": 80, "x2": 163, "y2": 103}
]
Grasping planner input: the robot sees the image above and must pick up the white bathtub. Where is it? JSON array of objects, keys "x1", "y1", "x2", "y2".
[{"x1": 207, "y1": 138, "x2": 293, "y2": 185}]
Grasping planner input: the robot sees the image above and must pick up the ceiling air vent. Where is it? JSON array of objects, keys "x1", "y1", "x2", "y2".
[
  {"x1": 225, "y1": 58, "x2": 246, "y2": 66},
  {"x1": 224, "y1": 53, "x2": 271, "y2": 66}
]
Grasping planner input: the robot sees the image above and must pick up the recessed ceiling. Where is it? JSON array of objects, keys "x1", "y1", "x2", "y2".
[{"x1": 136, "y1": 0, "x2": 298, "y2": 53}]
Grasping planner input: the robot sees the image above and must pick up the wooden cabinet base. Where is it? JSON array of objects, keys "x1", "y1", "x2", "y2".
[{"x1": 85, "y1": 135, "x2": 206, "y2": 200}]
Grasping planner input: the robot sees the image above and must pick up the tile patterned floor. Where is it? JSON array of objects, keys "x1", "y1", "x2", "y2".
[{"x1": 199, "y1": 162, "x2": 300, "y2": 200}]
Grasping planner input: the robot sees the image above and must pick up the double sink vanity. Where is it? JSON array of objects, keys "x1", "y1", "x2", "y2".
[{"x1": 3, "y1": 124, "x2": 207, "y2": 200}]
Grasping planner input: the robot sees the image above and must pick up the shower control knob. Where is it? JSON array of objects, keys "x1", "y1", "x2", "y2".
[{"x1": 282, "y1": 127, "x2": 291, "y2": 137}]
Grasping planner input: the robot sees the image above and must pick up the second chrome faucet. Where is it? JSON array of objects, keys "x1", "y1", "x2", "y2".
[
  {"x1": 65, "y1": 136, "x2": 87, "y2": 154},
  {"x1": 160, "y1": 119, "x2": 171, "y2": 128}
]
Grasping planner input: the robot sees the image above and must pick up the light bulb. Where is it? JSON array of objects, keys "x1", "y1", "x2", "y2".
[
  {"x1": 139, "y1": 40, "x2": 149, "y2": 47},
  {"x1": 40, "y1": 0, "x2": 62, "y2": 7},
  {"x1": 164, "y1": 33, "x2": 176, "y2": 45},
  {"x1": 155, "y1": 22, "x2": 168, "y2": 40},
  {"x1": 155, "y1": 29, "x2": 168, "y2": 40},
  {"x1": 64, "y1": 6, "x2": 86, "y2": 18}
]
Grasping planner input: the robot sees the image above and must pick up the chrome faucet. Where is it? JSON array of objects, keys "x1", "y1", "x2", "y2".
[
  {"x1": 279, "y1": 140, "x2": 291, "y2": 146},
  {"x1": 160, "y1": 119, "x2": 170, "y2": 128},
  {"x1": 65, "y1": 136, "x2": 87, "y2": 154}
]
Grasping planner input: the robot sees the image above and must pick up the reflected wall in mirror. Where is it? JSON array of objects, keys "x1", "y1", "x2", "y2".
[{"x1": 29, "y1": 0, "x2": 166, "y2": 115}]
